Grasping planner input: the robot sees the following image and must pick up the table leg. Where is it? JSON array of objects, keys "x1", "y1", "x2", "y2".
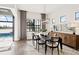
[
  {"x1": 36, "y1": 40, "x2": 37, "y2": 49},
  {"x1": 59, "y1": 37, "x2": 62, "y2": 52}
]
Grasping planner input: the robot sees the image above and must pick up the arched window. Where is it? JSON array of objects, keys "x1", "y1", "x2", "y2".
[{"x1": 0, "y1": 8, "x2": 14, "y2": 51}]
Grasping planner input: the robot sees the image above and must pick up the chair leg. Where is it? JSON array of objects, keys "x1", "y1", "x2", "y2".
[
  {"x1": 45, "y1": 45, "x2": 47, "y2": 54},
  {"x1": 32, "y1": 40, "x2": 35, "y2": 46},
  {"x1": 57, "y1": 47, "x2": 59, "y2": 55},
  {"x1": 60, "y1": 49, "x2": 62, "y2": 53},
  {"x1": 36, "y1": 40, "x2": 37, "y2": 49},
  {"x1": 52, "y1": 48, "x2": 53, "y2": 55},
  {"x1": 38, "y1": 44, "x2": 39, "y2": 52}
]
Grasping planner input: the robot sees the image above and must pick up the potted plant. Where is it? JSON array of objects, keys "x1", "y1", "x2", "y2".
[{"x1": 40, "y1": 29, "x2": 47, "y2": 35}]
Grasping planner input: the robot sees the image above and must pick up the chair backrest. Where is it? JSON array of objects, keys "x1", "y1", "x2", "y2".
[
  {"x1": 32, "y1": 33, "x2": 37, "y2": 40},
  {"x1": 51, "y1": 37, "x2": 59, "y2": 41},
  {"x1": 51, "y1": 37, "x2": 60, "y2": 47},
  {"x1": 32, "y1": 33, "x2": 40, "y2": 40},
  {"x1": 36, "y1": 35, "x2": 40, "y2": 40},
  {"x1": 40, "y1": 34, "x2": 44, "y2": 36}
]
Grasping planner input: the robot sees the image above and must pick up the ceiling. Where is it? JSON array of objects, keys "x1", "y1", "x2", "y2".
[
  {"x1": 16, "y1": 4, "x2": 64, "y2": 13},
  {"x1": 0, "y1": 4, "x2": 79, "y2": 14}
]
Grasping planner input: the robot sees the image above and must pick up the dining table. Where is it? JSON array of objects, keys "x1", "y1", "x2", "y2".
[{"x1": 34, "y1": 33, "x2": 63, "y2": 54}]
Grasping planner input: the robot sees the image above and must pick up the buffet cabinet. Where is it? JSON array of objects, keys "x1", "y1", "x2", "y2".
[{"x1": 49, "y1": 32, "x2": 79, "y2": 50}]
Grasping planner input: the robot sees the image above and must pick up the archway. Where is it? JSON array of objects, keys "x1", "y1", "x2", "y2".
[{"x1": 0, "y1": 8, "x2": 14, "y2": 51}]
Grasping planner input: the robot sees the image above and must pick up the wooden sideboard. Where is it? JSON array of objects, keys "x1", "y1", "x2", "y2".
[{"x1": 49, "y1": 32, "x2": 79, "y2": 50}]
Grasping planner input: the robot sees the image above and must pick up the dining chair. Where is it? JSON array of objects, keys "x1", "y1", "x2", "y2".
[
  {"x1": 45, "y1": 37, "x2": 60, "y2": 55},
  {"x1": 32, "y1": 33, "x2": 39, "y2": 48},
  {"x1": 37, "y1": 34, "x2": 45, "y2": 52}
]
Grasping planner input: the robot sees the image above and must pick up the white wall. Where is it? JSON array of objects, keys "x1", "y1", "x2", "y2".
[
  {"x1": 27, "y1": 12, "x2": 41, "y2": 19},
  {"x1": 47, "y1": 5, "x2": 79, "y2": 34},
  {"x1": 11, "y1": 9, "x2": 20, "y2": 41}
]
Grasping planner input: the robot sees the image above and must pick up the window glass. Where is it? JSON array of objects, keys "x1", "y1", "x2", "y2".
[
  {"x1": 26, "y1": 19, "x2": 41, "y2": 32},
  {"x1": 0, "y1": 15, "x2": 13, "y2": 21},
  {"x1": 0, "y1": 15, "x2": 6, "y2": 21},
  {"x1": 0, "y1": 15, "x2": 13, "y2": 28}
]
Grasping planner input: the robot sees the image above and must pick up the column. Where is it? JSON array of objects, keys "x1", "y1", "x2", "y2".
[
  {"x1": 41, "y1": 13, "x2": 46, "y2": 29},
  {"x1": 20, "y1": 10, "x2": 27, "y2": 40}
]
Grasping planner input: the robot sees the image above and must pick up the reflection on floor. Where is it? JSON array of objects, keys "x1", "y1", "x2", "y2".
[
  {"x1": 0, "y1": 37, "x2": 13, "y2": 51},
  {"x1": 0, "y1": 40, "x2": 79, "y2": 55}
]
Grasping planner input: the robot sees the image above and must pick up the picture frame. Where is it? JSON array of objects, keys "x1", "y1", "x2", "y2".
[
  {"x1": 75, "y1": 12, "x2": 79, "y2": 20},
  {"x1": 60, "y1": 16, "x2": 67, "y2": 23}
]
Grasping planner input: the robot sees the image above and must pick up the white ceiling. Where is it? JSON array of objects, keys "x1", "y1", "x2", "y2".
[
  {"x1": 16, "y1": 4, "x2": 64, "y2": 13},
  {"x1": 0, "y1": 4, "x2": 79, "y2": 14}
]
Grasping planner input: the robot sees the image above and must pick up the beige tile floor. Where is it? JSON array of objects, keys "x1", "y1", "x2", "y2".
[{"x1": 0, "y1": 40, "x2": 79, "y2": 55}]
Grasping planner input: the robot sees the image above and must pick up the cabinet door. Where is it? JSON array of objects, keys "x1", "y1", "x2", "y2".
[
  {"x1": 64, "y1": 34, "x2": 68, "y2": 45},
  {"x1": 71, "y1": 36, "x2": 76, "y2": 48},
  {"x1": 67, "y1": 35, "x2": 70, "y2": 45},
  {"x1": 68, "y1": 35, "x2": 76, "y2": 48},
  {"x1": 63, "y1": 34, "x2": 75, "y2": 47}
]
